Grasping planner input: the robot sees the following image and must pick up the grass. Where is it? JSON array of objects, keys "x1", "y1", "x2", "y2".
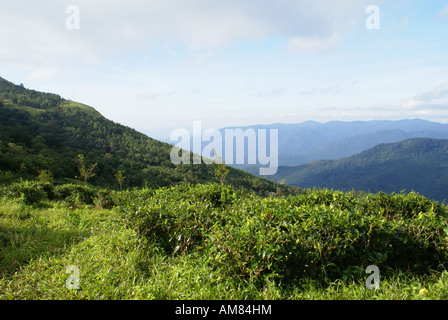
[
  {"x1": 1, "y1": 191, "x2": 448, "y2": 300},
  {"x1": 60, "y1": 100, "x2": 103, "y2": 119}
]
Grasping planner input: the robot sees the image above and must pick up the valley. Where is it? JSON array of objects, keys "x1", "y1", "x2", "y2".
[{"x1": 1, "y1": 76, "x2": 448, "y2": 301}]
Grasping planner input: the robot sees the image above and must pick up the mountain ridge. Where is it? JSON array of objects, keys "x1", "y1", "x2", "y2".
[
  {"x1": 260, "y1": 138, "x2": 448, "y2": 202},
  {"x1": 213, "y1": 119, "x2": 448, "y2": 167},
  {"x1": 0, "y1": 76, "x2": 276, "y2": 193}
]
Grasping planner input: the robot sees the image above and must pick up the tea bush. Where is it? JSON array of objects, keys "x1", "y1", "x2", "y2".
[
  {"x1": 122, "y1": 184, "x2": 448, "y2": 286},
  {"x1": 6, "y1": 180, "x2": 48, "y2": 205},
  {"x1": 358, "y1": 191, "x2": 448, "y2": 219},
  {"x1": 53, "y1": 184, "x2": 98, "y2": 205},
  {"x1": 6, "y1": 180, "x2": 445, "y2": 289},
  {"x1": 122, "y1": 184, "x2": 240, "y2": 255},
  {"x1": 3, "y1": 181, "x2": 122, "y2": 208},
  {"x1": 1, "y1": 181, "x2": 448, "y2": 299}
]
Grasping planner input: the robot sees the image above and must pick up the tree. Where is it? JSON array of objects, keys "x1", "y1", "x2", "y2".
[
  {"x1": 115, "y1": 170, "x2": 125, "y2": 191},
  {"x1": 213, "y1": 150, "x2": 229, "y2": 185},
  {"x1": 19, "y1": 162, "x2": 27, "y2": 173},
  {"x1": 38, "y1": 169, "x2": 54, "y2": 183},
  {"x1": 76, "y1": 154, "x2": 97, "y2": 187},
  {"x1": 0, "y1": 170, "x2": 14, "y2": 184}
]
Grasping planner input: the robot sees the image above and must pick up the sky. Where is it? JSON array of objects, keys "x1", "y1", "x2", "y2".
[{"x1": 1, "y1": 0, "x2": 448, "y2": 140}]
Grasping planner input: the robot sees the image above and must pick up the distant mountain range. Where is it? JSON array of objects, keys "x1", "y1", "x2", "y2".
[
  {"x1": 218, "y1": 120, "x2": 448, "y2": 167},
  {"x1": 246, "y1": 138, "x2": 448, "y2": 203},
  {"x1": 162, "y1": 116, "x2": 448, "y2": 202},
  {"x1": 4, "y1": 75, "x2": 448, "y2": 201}
]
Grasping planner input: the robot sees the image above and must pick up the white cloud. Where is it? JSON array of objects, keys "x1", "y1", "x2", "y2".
[
  {"x1": 401, "y1": 83, "x2": 448, "y2": 111},
  {"x1": 287, "y1": 33, "x2": 341, "y2": 53},
  {"x1": 300, "y1": 85, "x2": 342, "y2": 96},
  {"x1": 402, "y1": 99, "x2": 424, "y2": 110},
  {"x1": 414, "y1": 83, "x2": 448, "y2": 102},
  {"x1": 2, "y1": 0, "x2": 373, "y2": 61},
  {"x1": 256, "y1": 85, "x2": 288, "y2": 99},
  {"x1": 24, "y1": 67, "x2": 64, "y2": 82},
  {"x1": 0, "y1": 12, "x2": 101, "y2": 66},
  {"x1": 187, "y1": 50, "x2": 214, "y2": 66},
  {"x1": 439, "y1": 5, "x2": 448, "y2": 17}
]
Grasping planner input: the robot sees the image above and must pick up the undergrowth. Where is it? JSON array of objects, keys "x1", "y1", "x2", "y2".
[{"x1": 1, "y1": 181, "x2": 448, "y2": 300}]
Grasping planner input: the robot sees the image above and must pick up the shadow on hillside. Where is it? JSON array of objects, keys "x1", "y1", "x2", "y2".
[{"x1": 0, "y1": 225, "x2": 86, "y2": 277}]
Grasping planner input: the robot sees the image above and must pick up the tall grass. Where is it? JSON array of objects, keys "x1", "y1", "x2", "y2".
[{"x1": 1, "y1": 182, "x2": 448, "y2": 300}]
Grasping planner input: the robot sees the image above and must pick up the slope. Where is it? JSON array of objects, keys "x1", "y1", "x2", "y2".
[
  {"x1": 268, "y1": 138, "x2": 448, "y2": 202},
  {"x1": 0, "y1": 77, "x2": 275, "y2": 193}
]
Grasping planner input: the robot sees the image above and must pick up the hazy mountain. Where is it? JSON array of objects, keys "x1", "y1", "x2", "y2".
[
  {"x1": 260, "y1": 138, "x2": 448, "y2": 202},
  {"x1": 280, "y1": 128, "x2": 448, "y2": 165},
  {"x1": 210, "y1": 120, "x2": 448, "y2": 167}
]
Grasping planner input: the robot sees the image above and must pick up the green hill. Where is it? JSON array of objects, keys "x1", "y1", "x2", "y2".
[
  {"x1": 0, "y1": 77, "x2": 275, "y2": 193},
  {"x1": 221, "y1": 120, "x2": 448, "y2": 167},
  {"x1": 266, "y1": 138, "x2": 448, "y2": 202}
]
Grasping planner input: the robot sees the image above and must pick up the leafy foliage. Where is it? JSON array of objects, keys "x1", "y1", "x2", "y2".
[
  {"x1": 1, "y1": 181, "x2": 448, "y2": 299},
  {"x1": 2, "y1": 77, "x2": 448, "y2": 300},
  {"x1": 0, "y1": 76, "x2": 276, "y2": 194},
  {"x1": 120, "y1": 184, "x2": 448, "y2": 285},
  {"x1": 37, "y1": 170, "x2": 54, "y2": 183},
  {"x1": 76, "y1": 154, "x2": 98, "y2": 187},
  {"x1": 6, "y1": 180, "x2": 48, "y2": 205}
]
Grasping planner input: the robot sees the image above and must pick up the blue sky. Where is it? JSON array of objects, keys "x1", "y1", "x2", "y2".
[{"x1": 1, "y1": 0, "x2": 448, "y2": 139}]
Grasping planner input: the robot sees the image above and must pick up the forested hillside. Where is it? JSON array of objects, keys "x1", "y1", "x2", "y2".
[
  {"x1": 0, "y1": 77, "x2": 275, "y2": 193},
  {"x1": 266, "y1": 138, "x2": 448, "y2": 202}
]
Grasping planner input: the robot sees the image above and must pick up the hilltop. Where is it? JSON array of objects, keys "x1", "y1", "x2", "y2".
[{"x1": 0, "y1": 77, "x2": 275, "y2": 193}]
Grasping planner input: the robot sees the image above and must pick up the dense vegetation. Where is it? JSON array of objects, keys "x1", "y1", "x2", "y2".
[
  {"x1": 2, "y1": 76, "x2": 448, "y2": 300},
  {"x1": 0, "y1": 77, "x2": 275, "y2": 194},
  {"x1": 262, "y1": 138, "x2": 448, "y2": 203},
  {"x1": 1, "y1": 181, "x2": 448, "y2": 299}
]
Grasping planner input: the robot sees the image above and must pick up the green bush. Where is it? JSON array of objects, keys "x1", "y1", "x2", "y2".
[
  {"x1": 93, "y1": 190, "x2": 117, "y2": 209},
  {"x1": 123, "y1": 185, "x2": 448, "y2": 286},
  {"x1": 122, "y1": 183, "x2": 241, "y2": 255},
  {"x1": 0, "y1": 170, "x2": 14, "y2": 184},
  {"x1": 115, "y1": 187, "x2": 155, "y2": 208},
  {"x1": 206, "y1": 197, "x2": 447, "y2": 284},
  {"x1": 203, "y1": 198, "x2": 301, "y2": 283},
  {"x1": 53, "y1": 184, "x2": 97, "y2": 205},
  {"x1": 7, "y1": 180, "x2": 47, "y2": 205},
  {"x1": 1, "y1": 181, "x2": 448, "y2": 299},
  {"x1": 358, "y1": 191, "x2": 448, "y2": 219},
  {"x1": 39, "y1": 182, "x2": 55, "y2": 200}
]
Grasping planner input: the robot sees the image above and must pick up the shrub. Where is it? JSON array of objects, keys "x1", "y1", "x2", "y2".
[
  {"x1": 117, "y1": 185, "x2": 448, "y2": 286},
  {"x1": 358, "y1": 191, "x2": 448, "y2": 219},
  {"x1": 122, "y1": 184, "x2": 241, "y2": 255},
  {"x1": 7, "y1": 180, "x2": 47, "y2": 205},
  {"x1": 0, "y1": 170, "x2": 14, "y2": 184},
  {"x1": 203, "y1": 198, "x2": 301, "y2": 284},
  {"x1": 94, "y1": 190, "x2": 117, "y2": 209},
  {"x1": 39, "y1": 182, "x2": 55, "y2": 199},
  {"x1": 37, "y1": 170, "x2": 54, "y2": 184},
  {"x1": 204, "y1": 194, "x2": 447, "y2": 281},
  {"x1": 202, "y1": 190, "x2": 448, "y2": 284},
  {"x1": 53, "y1": 184, "x2": 97, "y2": 205}
]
